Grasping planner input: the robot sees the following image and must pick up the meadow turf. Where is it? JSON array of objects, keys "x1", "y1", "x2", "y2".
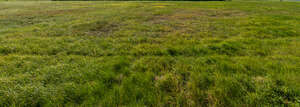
[{"x1": 0, "y1": 1, "x2": 300, "y2": 106}]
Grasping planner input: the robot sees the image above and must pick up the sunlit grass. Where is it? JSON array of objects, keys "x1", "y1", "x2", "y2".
[{"x1": 0, "y1": 1, "x2": 300, "y2": 106}]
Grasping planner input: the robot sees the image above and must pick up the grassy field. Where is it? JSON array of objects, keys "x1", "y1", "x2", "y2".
[{"x1": 0, "y1": 1, "x2": 300, "y2": 106}]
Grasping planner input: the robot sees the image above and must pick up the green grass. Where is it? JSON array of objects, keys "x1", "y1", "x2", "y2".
[{"x1": 0, "y1": 1, "x2": 300, "y2": 106}]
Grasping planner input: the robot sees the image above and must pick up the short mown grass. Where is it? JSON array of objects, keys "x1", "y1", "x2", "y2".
[{"x1": 0, "y1": 1, "x2": 300, "y2": 106}]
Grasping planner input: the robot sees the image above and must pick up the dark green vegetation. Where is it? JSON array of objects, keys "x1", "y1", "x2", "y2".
[
  {"x1": 52, "y1": 0, "x2": 225, "y2": 1},
  {"x1": 0, "y1": 1, "x2": 300, "y2": 106},
  {"x1": 52, "y1": 0, "x2": 226, "y2": 1}
]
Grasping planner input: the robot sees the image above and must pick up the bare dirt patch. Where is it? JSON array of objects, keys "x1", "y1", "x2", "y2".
[
  {"x1": 87, "y1": 21, "x2": 122, "y2": 37},
  {"x1": 154, "y1": 9, "x2": 247, "y2": 21},
  {"x1": 143, "y1": 9, "x2": 247, "y2": 36}
]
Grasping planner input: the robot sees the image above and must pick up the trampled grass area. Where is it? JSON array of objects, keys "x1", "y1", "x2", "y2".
[{"x1": 0, "y1": 1, "x2": 300, "y2": 106}]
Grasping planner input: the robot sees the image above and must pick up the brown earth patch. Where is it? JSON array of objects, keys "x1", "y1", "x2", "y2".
[
  {"x1": 87, "y1": 22, "x2": 122, "y2": 37},
  {"x1": 153, "y1": 9, "x2": 247, "y2": 21},
  {"x1": 144, "y1": 9, "x2": 247, "y2": 35},
  {"x1": 12, "y1": 8, "x2": 93, "y2": 17}
]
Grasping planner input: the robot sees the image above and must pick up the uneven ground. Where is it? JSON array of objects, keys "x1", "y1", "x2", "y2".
[{"x1": 0, "y1": 1, "x2": 300, "y2": 106}]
